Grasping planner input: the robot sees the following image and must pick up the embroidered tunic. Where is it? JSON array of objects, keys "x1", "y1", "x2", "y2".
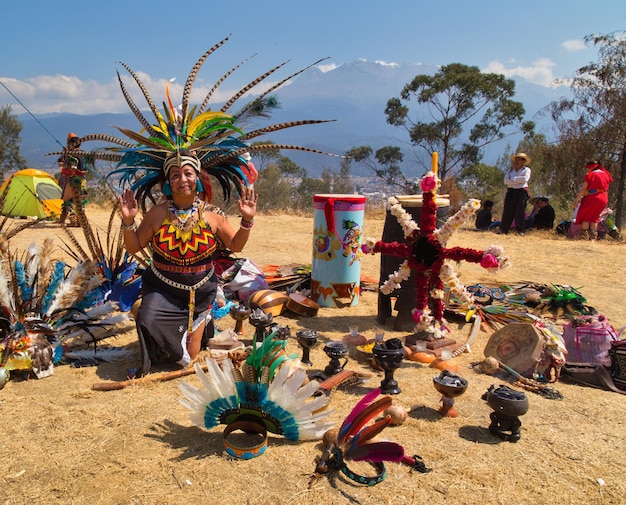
[
  {"x1": 136, "y1": 212, "x2": 219, "y2": 375},
  {"x1": 151, "y1": 214, "x2": 218, "y2": 268}
]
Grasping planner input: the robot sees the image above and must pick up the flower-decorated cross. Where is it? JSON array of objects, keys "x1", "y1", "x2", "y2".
[{"x1": 363, "y1": 172, "x2": 509, "y2": 338}]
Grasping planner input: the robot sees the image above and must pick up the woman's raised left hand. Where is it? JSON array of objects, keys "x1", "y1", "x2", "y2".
[{"x1": 238, "y1": 187, "x2": 258, "y2": 221}]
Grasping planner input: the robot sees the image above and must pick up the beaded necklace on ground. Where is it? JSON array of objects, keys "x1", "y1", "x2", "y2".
[{"x1": 168, "y1": 197, "x2": 201, "y2": 227}]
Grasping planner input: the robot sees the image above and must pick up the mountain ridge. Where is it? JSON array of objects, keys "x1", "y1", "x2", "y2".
[{"x1": 16, "y1": 60, "x2": 568, "y2": 177}]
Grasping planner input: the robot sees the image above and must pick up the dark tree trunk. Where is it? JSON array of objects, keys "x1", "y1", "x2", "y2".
[{"x1": 614, "y1": 137, "x2": 626, "y2": 228}]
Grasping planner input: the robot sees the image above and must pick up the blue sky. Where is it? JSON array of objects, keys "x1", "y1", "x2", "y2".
[{"x1": 1, "y1": 0, "x2": 624, "y2": 115}]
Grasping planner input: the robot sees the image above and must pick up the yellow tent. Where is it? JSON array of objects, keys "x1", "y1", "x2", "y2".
[{"x1": 0, "y1": 168, "x2": 63, "y2": 219}]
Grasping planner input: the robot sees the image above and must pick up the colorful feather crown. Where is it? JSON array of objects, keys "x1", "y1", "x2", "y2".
[
  {"x1": 179, "y1": 334, "x2": 334, "y2": 458},
  {"x1": 49, "y1": 34, "x2": 339, "y2": 209}
]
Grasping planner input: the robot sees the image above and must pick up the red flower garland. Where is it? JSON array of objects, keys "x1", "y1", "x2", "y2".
[{"x1": 372, "y1": 176, "x2": 503, "y2": 329}]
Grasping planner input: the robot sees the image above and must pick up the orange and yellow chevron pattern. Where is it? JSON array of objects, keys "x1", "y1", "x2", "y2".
[{"x1": 152, "y1": 219, "x2": 218, "y2": 265}]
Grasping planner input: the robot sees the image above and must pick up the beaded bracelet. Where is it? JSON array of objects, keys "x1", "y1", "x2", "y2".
[
  {"x1": 121, "y1": 221, "x2": 137, "y2": 231},
  {"x1": 240, "y1": 218, "x2": 254, "y2": 230},
  {"x1": 339, "y1": 460, "x2": 386, "y2": 486}
]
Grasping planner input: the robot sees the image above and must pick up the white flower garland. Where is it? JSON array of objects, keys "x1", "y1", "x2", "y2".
[
  {"x1": 380, "y1": 260, "x2": 412, "y2": 295},
  {"x1": 387, "y1": 197, "x2": 419, "y2": 238},
  {"x1": 434, "y1": 198, "x2": 481, "y2": 246},
  {"x1": 440, "y1": 263, "x2": 475, "y2": 307}
]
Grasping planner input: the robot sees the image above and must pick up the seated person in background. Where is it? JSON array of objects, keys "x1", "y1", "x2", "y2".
[
  {"x1": 475, "y1": 200, "x2": 495, "y2": 230},
  {"x1": 525, "y1": 197, "x2": 541, "y2": 228},
  {"x1": 530, "y1": 197, "x2": 555, "y2": 230}
]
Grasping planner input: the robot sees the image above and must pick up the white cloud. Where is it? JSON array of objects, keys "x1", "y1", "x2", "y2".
[
  {"x1": 0, "y1": 73, "x2": 254, "y2": 115},
  {"x1": 373, "y1": 60, "x2": 400, "y2": 68},
  {"x1": 483, "y1": 58, "x2": 559, "y2": 88},
  {"x1": 355, "y1": 58, "x2": 401, "y2": 68},
  {"x1": 317, "y1": 63, "x2": 338, "y2": 73},
  {"x1": 562, "y1": 39, "x2": 587, "y2": 52}
]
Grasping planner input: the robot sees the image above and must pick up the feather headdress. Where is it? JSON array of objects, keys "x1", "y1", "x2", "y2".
[
  {"x1": 0, "y1": 239, "x2": 131, "y2": 385},
  {"x1": 179, "y1": 333, "x2": 334, "y2": 458},
  {"x1": 48, "y1": 35, "x2": 339, "y2": 210}
]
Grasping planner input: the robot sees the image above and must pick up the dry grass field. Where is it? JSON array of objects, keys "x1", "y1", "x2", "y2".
[{"x1": 1, "y1": 205, "x2": 625, "y2": 505}]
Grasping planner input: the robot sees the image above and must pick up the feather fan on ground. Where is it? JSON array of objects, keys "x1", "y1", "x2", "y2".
[{"x1": 0, "y1": 238, "x2": 132, "y2": 384}]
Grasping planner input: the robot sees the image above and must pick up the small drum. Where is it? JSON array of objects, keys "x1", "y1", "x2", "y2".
[
  {"x1": 310, "y1": 194, "x2": 367, "y2": 308},
  {"x1": 247, "y1": 289, "x2": 289, "y2": 317},
  {"x1": 286, "y1": 293, "x2": 320, "y2": 317}
]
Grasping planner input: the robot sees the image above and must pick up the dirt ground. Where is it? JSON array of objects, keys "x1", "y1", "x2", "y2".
[{"x1": 1, "y1": 205, "x2": 625, "y2": 505}]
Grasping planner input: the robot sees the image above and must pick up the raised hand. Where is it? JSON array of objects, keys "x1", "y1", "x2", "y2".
[
  {"x1": 119, "y1": 188, "x2": 139, "y2": 223},
  {"x1": 238, "y1": 187, "x2": 258, "y2": 222}
]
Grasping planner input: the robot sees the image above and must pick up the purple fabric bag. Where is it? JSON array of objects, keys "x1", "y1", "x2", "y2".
[{"x1": 562, "y1": 315, "x2": 618, "y2": 366}]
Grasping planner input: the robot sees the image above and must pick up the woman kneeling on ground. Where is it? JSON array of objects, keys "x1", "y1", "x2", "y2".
[{"x1": 119, "y1": 149, "x2": 258, "y2": 376}]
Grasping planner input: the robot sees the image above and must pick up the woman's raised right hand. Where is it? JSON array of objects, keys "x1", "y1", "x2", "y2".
[{"x1": 119, "y1": 188, "x2": 138, "y2": 222}]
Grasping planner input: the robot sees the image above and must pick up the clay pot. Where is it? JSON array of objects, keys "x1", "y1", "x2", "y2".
[
  {"x1": 433, "y1": 370, "x2": 468, "y2": 399},
  {"x1": 486, "y1": 385, "x2": 529, "y2": 417}
]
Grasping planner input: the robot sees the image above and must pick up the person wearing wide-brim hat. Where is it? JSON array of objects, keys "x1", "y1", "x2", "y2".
[{"x1": 499, "y1": 153, "x2": 531, "y2": 235}]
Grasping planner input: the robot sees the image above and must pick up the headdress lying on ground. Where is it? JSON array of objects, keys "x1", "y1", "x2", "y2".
[
  {"x1": 0, "y1": 237, "x2": 131, "y2": 387},
  {"x1": 180, "y1": 332, "x2": 332, "y2": 459},
  {"x1": 48, "y1": 35, "x2": 338, "y2": 210},
  {"x1": 179, "y1": 334, "x2": 334, "y2": 459}
]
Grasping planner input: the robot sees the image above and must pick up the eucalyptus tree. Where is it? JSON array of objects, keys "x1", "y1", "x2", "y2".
[
  {"x1": 383, "y1": 63, "x2": 534, "y2": 182},
  {"x1": 546, "y1": 31, "x2": 626, "y2": 226}
]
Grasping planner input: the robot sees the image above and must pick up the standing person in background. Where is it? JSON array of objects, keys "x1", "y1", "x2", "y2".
[
  {"x1": 57, "y1": 132, "x2": 87, "y2": 226},
  {"x1": 572, "y1": 160, "x2": 613, "y2": 240},
  {"x1": 499, "y1": 153, "x2": 531, "y2": 236}
]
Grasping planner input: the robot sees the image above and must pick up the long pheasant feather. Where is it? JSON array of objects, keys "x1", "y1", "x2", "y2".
[
  {"x1": 115, "y1": 69, "x2": 160, "y2": 139},
  {"x1": 117, "y1": 62, "x2": 163, "y2": 127},
  {"x1": 79, "y1": 133, "x2": 136, "y2": 148},
  {"x1": 220, "y1": 61, "x2": 289, "y2": 113},
  {"x1": 36, "y1": 238, "x2": 55, "y2": 303},
  {"x1": 234, "y1": 57, "x2": 330, "y2": 120},
  {"x1": 241, "y1": 120, "x2": 337, "y2": 141},
  {"x1": 198, "y1": 54, "x2": 258, "y2": 114},
  {"x1": 181, "y1": 34, "x2": 231, "y2": 120}
]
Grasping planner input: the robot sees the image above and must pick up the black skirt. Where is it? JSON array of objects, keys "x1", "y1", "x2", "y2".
[{"x1": 135, "y1": 267, "x2": 217, "y2": 375}]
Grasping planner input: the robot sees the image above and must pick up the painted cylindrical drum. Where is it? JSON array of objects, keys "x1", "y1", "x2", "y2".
[{"x1": 311, "y1": 194, "x2": 366, "y2": 307}]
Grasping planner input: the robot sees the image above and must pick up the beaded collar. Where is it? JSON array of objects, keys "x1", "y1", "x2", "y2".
[{"x1": 168, "y1": 197, "x2": 200, "y2": 226}]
